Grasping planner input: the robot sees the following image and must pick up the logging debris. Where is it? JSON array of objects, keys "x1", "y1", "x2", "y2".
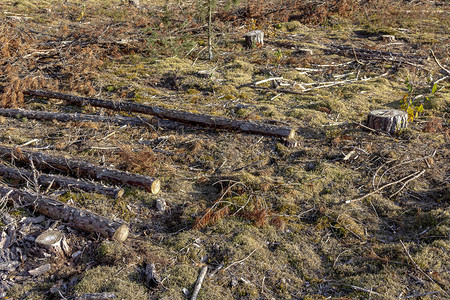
[
  {"x1": 23, "y1": 89, "x2": 296, "y2": 139},
  {"x1": 0, "y1": 145, "x2": 161, "y2": 194},
  {"x1": 0, "y1": 185, "x2": 129, "y2": 241},
  {"x1": 0, "y1": 163, "x2": 125, "y2": 198}
]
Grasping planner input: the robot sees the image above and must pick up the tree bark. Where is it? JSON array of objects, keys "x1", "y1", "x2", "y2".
[
  {"x1": 0, "y1": 185, "x2": 129, "y2": 241},
  {"x1": 366, "y1": 109, "x2": 408, "y2": 134},
  {"x1": 0, "y1": 145, "x2": 161, "y2": 194},
  {"x1": 0, "y1": 163, "x2": 124, "y2": 198},
  {"x1": 23, "y1": 90, "x2": 295, "y2": 139}
]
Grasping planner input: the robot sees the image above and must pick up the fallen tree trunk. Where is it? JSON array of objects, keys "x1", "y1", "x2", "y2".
[
  {"x1": 0, "y1": 185, "x2": 129, "y2": 241},
  {"x1": 0, "y1": 163, "x2": 124, "y2": 198},
  {"x1": 0, "y1": 108, "x2": 189, "y2": 131},
  {"x1": 0, "y1": 108, "x2": 147, "y2": 127},
  {"x1": 23, "y1": 89, "x2": 295, "y2": 139},
  {"x1": 0, "y1": 145, "x2": 160, "y2": 194}
]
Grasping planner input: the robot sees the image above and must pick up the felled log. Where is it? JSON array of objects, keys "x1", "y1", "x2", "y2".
[
  {"x1": 0, "y1": 108, "x2": 148, "y2": 127},
  {"x1": 0, "y1": 185, "x2": 129, "y2": 241},
  {"x1": 244, "y1": 30, "x2": 264, "y2": 48},
  {"x1": 23, "y1": 90, "x2": 295, "y2": 139},
  {"x1": 0, "y1": 145, "x2": 161, "y2": 194},
  {"x1": 0, "y1": 107, "x2": 197, "y2": 132},
  {"x1": 35, "y1": 229, "x2": 70, "y2": 256},
  {"x1": 366, "y1": 109, "x2": 408, "y2": 134},
  {"x1": 0, "y1": 163, "x2": 124, "y2": 198}
]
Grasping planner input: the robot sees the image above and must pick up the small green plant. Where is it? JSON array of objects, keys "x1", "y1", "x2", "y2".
[{"x1": 400, "y1": 77, "x2": 437, "y2": 122}]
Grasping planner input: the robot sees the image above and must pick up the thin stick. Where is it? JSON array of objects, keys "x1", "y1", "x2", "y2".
[
  {"x1": 404, "y1": 291, "x2": 440, "y2": 298},
  {"x1": 430, "y1": 49, "x2": 450, "y2": 75},
  {"x1": 347, "y1": 284, "x2": 382, "y2": 297},
  {"x1": 190, "y1": 266, "x2": 208, "y2": 300},
  {"x1": 400, "y1": 240, "x2": 449, "y2": 297},
  {"x1": 224, "y1": 248, "x2": 258, "y2": 271},
  {"x1": 389, "y1": 170, "x2": 426, "y2": 198},
  {"x1": 254, "y1": 77, "x2": 283, "y2": 86},
  {"x1": 345, "y1": 170, "x2": 425, "y2": 204}
]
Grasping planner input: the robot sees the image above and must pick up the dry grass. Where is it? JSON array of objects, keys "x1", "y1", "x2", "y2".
[{"x1": 0, "y1": 0, "x2": 449, "y2": 299}]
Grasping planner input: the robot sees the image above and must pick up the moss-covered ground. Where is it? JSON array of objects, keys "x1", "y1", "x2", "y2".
[{"x1": 0, "y1": 0, "x2": 449, "y2": 299}]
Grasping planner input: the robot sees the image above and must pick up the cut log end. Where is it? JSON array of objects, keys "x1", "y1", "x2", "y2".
[
  {"x1": 115, "y1": 188, "x2": 125, "y2": 198},
  {"x1": 367, "y1": 109, "x2": 408, "y2": 134},
  {"x1": 112, "y1": 224, "x2": 129, "y2": 242},
  {"x1": 150, "y1": 178, "x2": 161, "y2": 194},
  {"x1": 288, "y1": 128, "x2": 296, "y2": 140}
]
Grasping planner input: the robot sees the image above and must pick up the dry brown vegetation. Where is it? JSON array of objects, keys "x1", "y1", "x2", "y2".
[{"x1": 0, "y1": 0, "x2": 449, "y2": 299}]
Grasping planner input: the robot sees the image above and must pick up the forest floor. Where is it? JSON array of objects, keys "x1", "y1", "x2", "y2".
[{"x1": 0, "y1": 0, "x2": 449, "y2": 299}]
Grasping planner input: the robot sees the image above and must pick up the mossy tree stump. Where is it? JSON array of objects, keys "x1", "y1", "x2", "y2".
[
  {"x1": 244, "y1": 30, "x2": 264, "y2": 48},
  {"x1": 367, "y1": 109, "x2": 408, "y2": 134}
]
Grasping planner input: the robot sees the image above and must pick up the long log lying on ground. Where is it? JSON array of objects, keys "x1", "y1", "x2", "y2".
[
  {"x1": 0, "y1": 108, "x2": 191, "y2": 131},
  {"x1": 0, "y1": 108, "x2": 146, "y2": 126},
  {"x1": 0, "y1": 185, "x2": 129, "y2": 241},
  {"x1": 23, "y1": 89, "x2": 296, "y2": 139},
  {"x1": 0, "y1": 145, "x2": 161, "y2": 194},
  {"x1": 0, "y1": 163, "x2": 124, "y2": 198}
]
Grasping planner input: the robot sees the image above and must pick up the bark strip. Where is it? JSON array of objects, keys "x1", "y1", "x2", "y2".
[
  {"x1": 0, "y1": 145, "x2": 160, "y2": 194},
  {"x1": 0, "y1": 163, "x2": 124, "y2": 198},
  {"x1": 0, "y1": 185, "x2": 129, "y2": 241},
  {"x1": 23, "y1": 89, "x2": 295, "y2": 139}
]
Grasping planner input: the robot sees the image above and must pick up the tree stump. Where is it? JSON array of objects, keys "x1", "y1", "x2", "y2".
[
  {"x1": 244, "y1": 30, "x2": 264, "y2": 48},
  {"x1": 35, "y1": 229, "x2": 70, "y2": 257},
  {"x1": 366, "y1": 109, "x2": 408, "y2": 134},
  {"x1": 382, "y1": 35, "x2": 396, "y2": 42}
]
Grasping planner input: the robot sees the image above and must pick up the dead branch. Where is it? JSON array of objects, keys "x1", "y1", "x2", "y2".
[
  {"x1": 242, "y1": 72, "x2": 388, "y2": 95},
  {"x1": 0, "y1": 145, "x2": 160, "y2": 194},
  {"x1": 190, "y1": 266, "x2": 208, "y2": 300},
  {"x1": 0, "y1": 163, "x2": 124, "y2": 198},
  {"x1": 347, "y1": 284, "x2": 382, "y2": 297},
  {"x1": 327, "y1": 44, "x2": 427, "y2": 61},
  {"x1": 22, "y1": 89, "x2": 295, "y2": 139},
  {"x1": 345, "y1": 170, "x2": 426, "y2": 204},
  {"x1": 0, "y1": 185, "x2": 129, "y2": 241},
  {"x1": 224, "y1": 248, "x2": 258, "y2": 271},
  {"x1": 400, "y1": 240, "x2": 449, "y2": 297},
  {"x1": 430, "y1": 49, "x2": 450, "y2": 75}
]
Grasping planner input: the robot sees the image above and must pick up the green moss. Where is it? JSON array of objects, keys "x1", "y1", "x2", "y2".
[
  {"x1": 151, "y1": 57, "x2": 195, "y2": 75},
  {"x1": 75, "y1": 266, "x2": 147, "y2": 299},
  {"x1": 97, "y1": 240, "x2": 135, "y2": 265},
  {"x1": 274, "y1": 21, "x2": 309, "y2": 33},
  {"x1": 158, "y1": 264, "x2": 198, "y2": 299}
]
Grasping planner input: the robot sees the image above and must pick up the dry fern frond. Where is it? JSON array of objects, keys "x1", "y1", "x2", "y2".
[{"x1": 116, "y1": 145, "x2": 157, "y2": 175}]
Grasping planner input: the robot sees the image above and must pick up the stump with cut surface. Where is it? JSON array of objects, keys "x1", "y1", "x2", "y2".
[
  {"x1": 244, "y1": 30, "x2": 264, "y2": 48},
  {"x1": 35, "y1": 229, "x2": 70, "y2": 257},
  {"x1": 367, "y1": 109, "x2": 408, "y2": 134}
]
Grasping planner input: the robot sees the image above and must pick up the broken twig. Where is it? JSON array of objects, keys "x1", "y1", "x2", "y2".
[{"x1": 345, "y1": 170, "x2": 425, "y2": 204}]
